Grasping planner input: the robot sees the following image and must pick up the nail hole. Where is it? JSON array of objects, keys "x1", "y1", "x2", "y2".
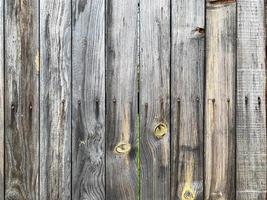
[
  {"x1": 258, "y1": 97, "x2": 261, "y2": 105},
  {"x1": 154, "y1": 123, "x2": 168, "y2": 139}
]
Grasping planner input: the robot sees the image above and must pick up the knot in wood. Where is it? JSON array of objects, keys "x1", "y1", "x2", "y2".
[
  {"x1": 154, "y1": 123, "x2": 168, "y2": 139},
  {"x1": 114, "y1": 142, "x2": 131, "y2": 154},
  {"x1": 182, "y1": 188, "x2": 195, "y2": 200}
]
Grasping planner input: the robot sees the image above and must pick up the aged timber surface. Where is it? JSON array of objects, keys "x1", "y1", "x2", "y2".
[
  {"x1": 236, "y1": 0, "x2": 267, "y2": 199},
  {"x1": 205, "y1": 1, "x2": 236, "y2": 200},
  {"x1": 72, "y1": 0, "x2": 105, "y2": 199},
  {"x1": 4, "y1": 0, "x2": 39, "y2": 199},
  {"x1": 40, "y1": 0, "x2": 72, "y2": 199},
  {"x1": 106, "y1": 0, "x2": 139, "y2": 198},
  {"x1": 0, "y1": 0, "x2": 3, "y2": 198},
  {"x1": 171, "y1": 0, "x2": 205, "y2": 199},
  {"x1": 140, "y1": 0, "x2": 171, "y2": 199}
]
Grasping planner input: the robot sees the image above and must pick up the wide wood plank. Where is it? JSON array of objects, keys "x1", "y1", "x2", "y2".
[
  {"x1": 205, "y1": 1, "x2": 236, "y2": 200},
  {"x1": 4, "y1": 0, "x2": 39, "y2": 199},
  {"x1": 106, "y1": 0, "x2": 139, "y2": 198},
  {"x1": 72, "y1": 0, "x2": 105, "y2": 199},
  {"x1": 0, "y1": 0, "x2": 3, "y2": 198},
  {"x1": 139, "y1": 0, "x2": 170, "y2": 199},
  {"x1": 40, "y1": 0, "x2": 71, "y2": 199},
  {"x1": 171, "y1": 0, "x2": 205, "y2": 199},
  {"x1": 236, "y1": 0, "x2": 266, "y2": 199}
]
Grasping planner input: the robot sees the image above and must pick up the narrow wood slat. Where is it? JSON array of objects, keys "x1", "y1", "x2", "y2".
[
  {"x1": 106, "y1": 0, "x2": 139, "y2": 198},
  {"x1": 205, "y1": 1, "x2": 236, "y2": 200},
  {"x1": 0, "y1": 0, "x2": 4, "y2": 197},
  {"x1": 139, "y1": 0, "x2": 170, "y2": 198},
  {"x1": 236, "y1": 0, "x2": 266, "y2": 199},
  {"x1": 72, "y1": 0, "x2": 105, "y2": 199},
  {"x1": 40, "y1": 0, "x2": 71, "y2": 199},
  {"x1": 171, "y1": 0, "x2": 205, "y2": 199},
  {"x1": 4, "y1": 0, "x2": 39, "y2": 199}
]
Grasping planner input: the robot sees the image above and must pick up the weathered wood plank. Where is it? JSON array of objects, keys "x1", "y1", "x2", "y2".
[
  {"x1": 205, "y1": 1, "x2": 236, "y2": 200},
  {"x1": 139, "y1": 0, "x2": 170, "y2": 198},
  {"x1": 40, "y1": 0, "x2": 71, "y2": 199},
  {"x1": 4, "y1": 0, "x2": 39, "y2": 199},
  {"x1": 171, "y1": 0, "x2": 205, "y2": 199},
  {"x1": 236, "y1": 0, "x2": 266, "y2": 199},
  {"x1": 72, "y1": 0, "x2": 105, "y2": 199},
  {"x1": 0, "y1": 0, "x2": 4, "y2": 198},
  {"x1": 106, "y1": 0, "x2": 139, "y2": 198}
]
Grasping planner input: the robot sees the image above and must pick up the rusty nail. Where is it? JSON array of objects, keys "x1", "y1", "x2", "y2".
[
  {"x1": 112, "y1": 98, "x2": 116, "y2": 103},
  {"x1": 212, "y1": 98, "x2": 215, "y2": 103},
  {"x1": 227, "y1": 98, "x2": 230, "y2": 102},
  {"x1": 29, "y1": 105, "x2": 33, "y2": 110},
  {"x1": 11, "y1": 104, "x2": 15, "y2": 110},
  {"x1": 245, "y1": 96, "x2": 248, "y2": 104},
  {"x1": 177, "y1": 98, "x2": 180, "y2": 102},
  {"x1": 78, "y1": 100, "x2": 81, "y2": 105},
  {"x1": 196, "y1": 97, "x2": 199, "y2": 102}
]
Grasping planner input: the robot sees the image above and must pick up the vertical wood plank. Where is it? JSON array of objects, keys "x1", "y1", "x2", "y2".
[
  {"x1": 0, "y1": 0, "x2": 3, "y2": 197},
  {"x1": 236, "y1": 0, "x2": 266, "y2": 199},
  {"x1": 139, "y1": 0, "x2": 170, "y2": 199},
  {"x1": 40, "y1": 0, "x2": 72, "y2": 199},
  {"x1": 72, "y1": 0, "x2": 105, "y2": 199},
  {"x1": 106, "y1": 0, "x2": 139, "y2": 198},
  {"x1": 171, "y1": 0, "x2": 205, "y2": 199},
  {"x1": 4, "y1": 0, "x2": 39, "y2": 199},
  {"x1": 205, "y1": 1, "x2": 236, "y2": 200}
]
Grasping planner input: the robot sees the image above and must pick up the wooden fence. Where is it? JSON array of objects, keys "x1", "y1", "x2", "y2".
[{"x1": 0, "y1": 0, "x2": 266, "y2": 199}]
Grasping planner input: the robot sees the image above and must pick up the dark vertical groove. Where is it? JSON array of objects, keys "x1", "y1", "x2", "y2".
[
  {"x1": 234, "y1": 1, "x2": 237, "y2": 199},
  {"x1": 3, "y1": 0, "x2": 5, "y2": 198},
  {"x1": 70, "y1": 0, "x2": 73, "y2": 198},
  {"x1": 104, "y1": 0, "x2": 107, "y2": 198},
  {"x1": 169, "y1": 0, "x2": 172, "y2": 198},
  {"x1": 38, "y1": 0, "x2": 40, "y2": 199}
]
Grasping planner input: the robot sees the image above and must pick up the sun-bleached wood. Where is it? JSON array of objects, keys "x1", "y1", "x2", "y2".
[
  {"x1": 4, "y1": 0, "x2": 39, "y2": 199},
  {"x1": 0, "y1": 0, "x2": 3, "y2": 198},
  {"x1": 40, "y1": 0, "x2": 72, "y2": 199},
  {"x1": 205, "y1": 1, "x2": 236, "y2": 200},
  {"x1": 236, "y1": 0, "x2": 266, "y2": 199}
]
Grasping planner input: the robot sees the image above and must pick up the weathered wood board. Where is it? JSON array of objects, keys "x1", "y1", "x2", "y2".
[
  {"x1": 40, "y1": 0, "x2": 72, "y2": 199},
  {"x1": 72, "y1": 0, "x2": 105, "y2": 199},
  {"x1": 106, "y1": 0, "x2": 139, "y2": 199},
  {"x1": 4, "y1": 0, "x2": 39, "y2": 199},
  {"x1": 205, "y1": 1, "x2": 236, "y2": 200},
  {"x1": 236, "y1": 0, "x2": 267, "y2": 199},
  {"x1": 139, "y1": 0, "x2": 170, "y2": 199},
  {"x1": 0, "y1": 0, "x2": 4, "y2": 198},
  {"x1": 171, "y1": 0, "x2": 205, "y2": 199}
]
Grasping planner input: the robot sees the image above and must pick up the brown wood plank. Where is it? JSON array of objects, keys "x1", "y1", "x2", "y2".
[
  {"x1": 4, "y1": 0, "x2": 39, "y2": 199},
  {"x1": 171, "y1": 0, "x2": 205, "y2": 199},
  {"x1": 205, "y1": 1, "x2": 236, "y2": 200},
  {"x1": 72, "y1": 0, "x2": 105, "y2": 199},
  {"x1": 40, "y1": 0, "x2": 72, "y2": 199},
  {"x1": 106, "y1": 0, "x2": 139, "y2": 198},
  {"x1": 0, "y1": 0, "x2": 4, "y2": 198},
  {"x1": 139, "y1": 0, "x2": 170, "y2": 199},
  {"x1": 236, "y1": 0, "x2": 267, "y2": 199}
]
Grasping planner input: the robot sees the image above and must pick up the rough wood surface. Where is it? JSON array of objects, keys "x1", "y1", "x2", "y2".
[
  {"x1": 106, "y1": 0, "x2": 139, "y2": 198},
  {"x1": 4, "y1": 0, "x2": 39, "y2": 199},
  {"x1": 171, "y1": 0, "x2": 205, "y2": 199},
  {"x1": 0, "y1": 0, "x2": 4, "y2": 198},
  {"x1": 72, "y1": 0, "x2": 105, "y2": 199},
  {"x1": 236, "y1": 0, "x2": 267, "y2": 199},
  {"x1": 40, "y1": 0, "x2": 72, "y2": 199},
  {"x1": 139, "y1": 0, "x2": 170, "y2": 199},
  {"x1": 205, "y1": 1, "x2": 236, "y2": 200}
]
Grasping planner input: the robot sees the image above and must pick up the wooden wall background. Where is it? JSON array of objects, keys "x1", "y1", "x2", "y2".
[{"x1": 0, "y1": 0, "x2": 266, "y2": 199}]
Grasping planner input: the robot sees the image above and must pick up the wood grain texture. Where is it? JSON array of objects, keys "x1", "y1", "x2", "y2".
[
  {"x1": 106, "y1": 0, "x2": 139, "y2": 198},
  {"x1": 236, "y1": 0, "x2": 267, "y2": 199},
  {"x1": 205, "y1": 1, "x2": 236, "y2": 200},
  {"x1": 139, "y1": 0, "x2": 170, "y2": 199},
  {"x1": 171, "y1": 0, "x2": 205, "y2": 199},
  {"x1": 72, "y1": 0, "x2": 105, "y2": 199},
  {"x1": 0, "y1": 0, "x2": 4, "y2": 198},
  {"x1": 40, "y1": 0, "x2": 72, "y2": 199},
  {"x1": 4, "y1": 0, "x2": 39, "y2": 199}
]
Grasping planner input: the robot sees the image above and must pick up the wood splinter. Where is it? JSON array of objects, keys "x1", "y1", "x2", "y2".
[
  {"x1": 114, "y1": 142, "x2": 131, "y2": 154},
  {"x1": 154, "y1": 122, "x2": 168, "y2": 139}
]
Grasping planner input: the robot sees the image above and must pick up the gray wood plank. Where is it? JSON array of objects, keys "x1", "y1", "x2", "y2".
[
  {"x1": 139, "y1": 0, "x2": 170, "y2": 199},
  {"x1": 106, "y1": 0, "x2": 139, "y2": 198},
  {"x1": 40, "y1": 0, "x2": 71, "y2": 199},
  {"x1": 72, "y1": 0, "x2": 105, "y2": 199},
  {"x1": 171, "y1": 0, "x2": 205, "y2": 199},
  {"x1": 236, "y1": 0, "x2": 266, "y2": 199},
  {"x1": 4, "y1": 0, "x2": 39, "y2": 199},
  {"x1": 0, "y1": 0, "x2": 3, "y2": 198},
  {"x1": 205, "y1": 1, "x2": 236, "y2": 200}
]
